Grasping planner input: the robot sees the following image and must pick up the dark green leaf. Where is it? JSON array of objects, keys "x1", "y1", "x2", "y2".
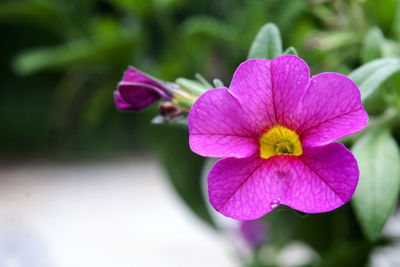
[
  {"x1": 352, "y1": 129, "x2": 400, "y2": 241},
  {"x1": 151, "y1": 126, "x2": 214, "y2": 227},
  {"x1": 181, "y1": 15, "x2": 237, "y2": 43},
  {"x1": 248, "y1": 23, "x2": 282, "y2": 59},
  {"x1": 13, "y1": 36, "x2": 136, "y2": 75},
  {"x1": 392, "y1": 0, "x2": 400, "y2": 40},
  {"x1": 312, "y1": 241, "x2": 373, "y2": 267},
  {"x1": 200, "y1": 158, "x2": 220, "y2": 227}
]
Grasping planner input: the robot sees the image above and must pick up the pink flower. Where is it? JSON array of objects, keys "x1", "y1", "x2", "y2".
[
  {"x1": 114, "y1": 66, "x2": 175, "y2": 111},
  {"x1": 188, "y1": 55, "x2": 368, "y2": 220}
]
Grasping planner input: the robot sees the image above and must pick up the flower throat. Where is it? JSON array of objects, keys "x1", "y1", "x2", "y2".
[{"x1": 259, "y1": 126, "x2": 302, "y2": 159}]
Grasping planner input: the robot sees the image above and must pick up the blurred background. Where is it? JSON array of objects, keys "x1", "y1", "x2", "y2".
[{"x1": 2, "y1": 0, "x2": 400, "y2": 266}]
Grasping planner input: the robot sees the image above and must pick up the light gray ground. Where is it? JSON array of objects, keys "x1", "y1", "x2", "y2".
[{"x1": 0, "y1": 157, "x2": 239, "y2": 267}]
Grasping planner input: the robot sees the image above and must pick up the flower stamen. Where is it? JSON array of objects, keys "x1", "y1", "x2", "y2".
[{"x1": 259, "y1": 126, "x2": 302, "y2": 159}]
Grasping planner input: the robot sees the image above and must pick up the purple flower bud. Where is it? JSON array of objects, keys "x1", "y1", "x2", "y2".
[
  {"x1": 114, "y1": 66, "x2": 174, "y2": 111},
  {"x1": 239, "y1": 219, "x2": 268, "y2": 247}
]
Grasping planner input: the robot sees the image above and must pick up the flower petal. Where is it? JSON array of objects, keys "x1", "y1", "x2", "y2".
[
  {"x1": 188, "y1": 88, "x2": 258, "y2": 158},
  {"x1": 122, "y1": 66, "x2": 171, "y2": 99},
  {"x1": 239, "y1": 219, "x2": 268, "y2": 247},
  {"x1": 208, "y1": 154, "x2": 278, "y2": 220},
  {"x1": 114, "y1": 91, "x2": 137, "y2": 111},
  {"x1": 270, "y1": 55, "x2": 311, "y2": 129},
  {"x1": 228, "y1": 59, "x2": 275, "y2": 134},
  {"x1": 282, "y1": 142, "x2": 359, "y2": 212},
  {"x1": 116, "y1": 67, "x2": 173, "y2": 111},
  {"x1": 118, "y1": 82, "x2": 161, "y2": 111},
  {"x1": 296, "y1": 73, "x2": 368, "y2": 146},
  {"x1": 208, "y1": 143, "x2": 358, "y2": 219},
  {"x1": 228, "y1": 55, "x2": 310, "y2": 134}
]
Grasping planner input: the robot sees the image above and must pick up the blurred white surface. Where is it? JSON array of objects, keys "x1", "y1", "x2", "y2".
[{"x1": 0, "y1": 158, "x2": 238, "y2": 267}]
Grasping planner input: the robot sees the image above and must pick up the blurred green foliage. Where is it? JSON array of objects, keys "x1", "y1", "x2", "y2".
[
  {"x1": 353, "y1": 128, "x2": 400, "y2": 241},
  {"x1": 3, "y1": 0, "x2": 400, "y2": 157},
  {"x1": 3, "y1": 0, "x2": 400, "y2": 266}
]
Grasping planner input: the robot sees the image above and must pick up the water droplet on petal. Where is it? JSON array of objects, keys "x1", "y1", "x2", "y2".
[{"x1": 269, "y1": 198, "x2": 281, "y2": 209}]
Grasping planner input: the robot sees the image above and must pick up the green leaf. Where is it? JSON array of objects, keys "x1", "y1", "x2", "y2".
[
  {"x1": 382, "y1": 39, "x2": 400, "y2": 58},
  {"x1": 181, "y1": 15, "x2": 237, "y2": 43},
  {"x1": 352, "y1": 129, "x2": 400, "y2": 241},
  {"x1": 213, "y1": 78, "x2": 224, "y2": 88},
  {"x1": 283, "y1": 46, "x2": 298, "y2": 56},
  {"x1": 0, "y1": 1, "x2": 70, "y2": 30},
  {"x1": 361, "y1": 27, "x2": 384, "y2": 63},
  {"x1": 348, "y1": 57, "x2": 400, "y2": 101},
  {"x1": 314, "y1": 241, "x2": 373, "y2": 267},
  {"x1": 150, "y1": 126, "x2": 214, "y2": 227},
  {"x1": 247, "y1": 23, "x2": 282, "y2": 59},
  {"x1": 200, "y1": 158, "x2": 220, "y2": 227},
  {"x1": 392, "y1": 0, "x2": 400, "y2": 41},
  {"x1": 360, "y1": 27, "x2": 400, "y2": 60},
  {"x1": 13, "y1": 37, "x2": 136, "y2": 75}
]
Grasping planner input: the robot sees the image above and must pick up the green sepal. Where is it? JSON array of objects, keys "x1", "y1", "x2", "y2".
[
  {"x1": 213, "y1": 79, "x2": 224, "y2": 88},
  {"x1": 176, "y1": 77, "x2": 208, "y2": 96},
  {"x1": 283, "y1": 46, "x2": 298, "y2": 56},
  {"x1": 195, "y1": 73, "x2": 213, "y2": 90},
  {"x1": 174, "y1": 100, "x2": 194, "y2": 110}
]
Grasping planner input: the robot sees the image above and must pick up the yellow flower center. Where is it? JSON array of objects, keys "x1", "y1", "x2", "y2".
[{"x1": 259, "y1": 126, "x2": 303, "y2": 159}]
